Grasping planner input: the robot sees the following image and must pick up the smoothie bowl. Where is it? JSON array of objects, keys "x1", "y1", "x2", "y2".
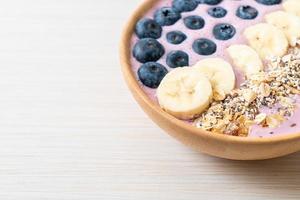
[{"x1": 120, "y1": 0, "x2": 300, "y2": 160}]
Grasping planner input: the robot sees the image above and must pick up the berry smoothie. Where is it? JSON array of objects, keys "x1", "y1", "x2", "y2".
[{"x1": 130, "y1": 0, "x2": 300, "y2": 137}]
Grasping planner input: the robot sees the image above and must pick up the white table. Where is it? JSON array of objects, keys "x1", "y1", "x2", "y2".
[{"x1": 0, "y1": 0, "x2": 299, "y2": 199}]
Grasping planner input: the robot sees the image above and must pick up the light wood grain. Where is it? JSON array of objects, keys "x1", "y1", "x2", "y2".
[{"x1": 0, "y1": 0, "x2": 297, "y2": 199}]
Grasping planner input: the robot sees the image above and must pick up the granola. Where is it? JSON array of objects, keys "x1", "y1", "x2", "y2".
[{"x1": 194, "y1": 46, "x2": 300, "y2": 136}]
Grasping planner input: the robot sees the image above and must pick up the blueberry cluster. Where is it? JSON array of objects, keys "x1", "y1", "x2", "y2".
[{"x1": 133, "y1": 0, "x2": 281, "y2": 88}]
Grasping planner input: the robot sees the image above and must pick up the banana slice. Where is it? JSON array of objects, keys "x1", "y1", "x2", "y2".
[
  {"x1": 265, "y1": 11, "x2": 300, "y2": 46},
  {"x1": 283, "y1": 0, "x2": 300, "y2": 17},
  {"x1": 194, "y1": 58, "x2": 236, "y2": 100},
  {"x1": 157, "y1": 67, "x2": 212, "y2": 120},
  {"x1": 244, "y1": 23, "x2": 289, "y2": 59},
  {"x1": 227, "y1": 44, "x2": 263, "y2": 78}
]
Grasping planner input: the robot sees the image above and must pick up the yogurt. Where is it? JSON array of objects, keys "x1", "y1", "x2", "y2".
[{"x1": 130, "y1": 0, "x2": 300, "y2": 137}]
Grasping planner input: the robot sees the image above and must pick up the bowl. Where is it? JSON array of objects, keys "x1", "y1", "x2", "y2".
[{"x1": 119, "y1": 0, "x2": 300, "y2": 160}]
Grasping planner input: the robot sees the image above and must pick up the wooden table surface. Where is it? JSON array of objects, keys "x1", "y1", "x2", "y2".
[{"x1": 0, "y1": 0, "x2": 299, "y2": 199}]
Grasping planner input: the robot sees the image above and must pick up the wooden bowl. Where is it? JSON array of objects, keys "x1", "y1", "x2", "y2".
[{"x1": 119, "y1": 0, "x2": 300, "y2": 160}]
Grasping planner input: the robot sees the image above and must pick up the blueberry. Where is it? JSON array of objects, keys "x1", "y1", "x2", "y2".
[
  {"x1": 208, "y1": 7, "x2": 227, "y2": 18},
  {"x1": 138, "y1": 62, "x2": 168, "y2": 88},
  {"x1": 166, "y1": 31, "x2": 187, "y2": 44},
  {"x1": 192, "y1": 38, "x2": 217, "y2": 55},
  {"x1": 184, "y1": 16, "x2": 205, "y2": 30},
  {"x1": 133, "y1": 38, "x2": 165, "y2": 63},
  {"x1": 236, "y1": 5, "x2": 258, "y2": 20},
  {"x1": 255, "y1": 0, "x2": 281, "y2": 5},
  {"x1": 135, "y1": 18, "x2": 162, "y2": 39},
  {"x1": 166, "y1": 51, "x2": 189, "y2": 68},
  {"x1": 172, "y1": 0, "x2": 198, "y2": 13},
  {"x1": 154, "y1": 7, "x2": 181, "y2": 26},
  {"x1": 203, "y1": 0, "x2": 223, "y2": 5},
  {"x1": 213, "y1": 23, "x2": 236, "y2": 40}
]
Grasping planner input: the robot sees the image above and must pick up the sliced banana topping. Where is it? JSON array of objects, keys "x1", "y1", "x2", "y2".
[
  {"x1": 244, "y1": 23, "x2": 289, "y2": 59},
  {"x1": 157, "y1": 67, "x2": 213, "y2": 120},
  {"x1": 194, "y1": 58, "x2": 236, "y2": 100},
  {"x1": 227, "y1": 44, "x2": 263, "y2": 78},
  {"x1": 283, "y1": 0, "x2": 300, "y2": 17},
  {"x1": 265, "y1": 11, "x2": 300, "y2": 46}
]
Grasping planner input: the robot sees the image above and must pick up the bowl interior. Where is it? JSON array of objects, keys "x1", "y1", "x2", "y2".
[{"x1": 120, "y1": 0, "x2": 300, "y2": 146}]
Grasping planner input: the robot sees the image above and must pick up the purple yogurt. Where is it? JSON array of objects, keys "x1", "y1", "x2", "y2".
[{"x1": 130, "y1": 0, "x2": 300, "y2": 137}]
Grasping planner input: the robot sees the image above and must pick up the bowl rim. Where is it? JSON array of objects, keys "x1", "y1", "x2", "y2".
[{"x1": 119, "y1": 0, "x2": 300, "y2": 145}]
